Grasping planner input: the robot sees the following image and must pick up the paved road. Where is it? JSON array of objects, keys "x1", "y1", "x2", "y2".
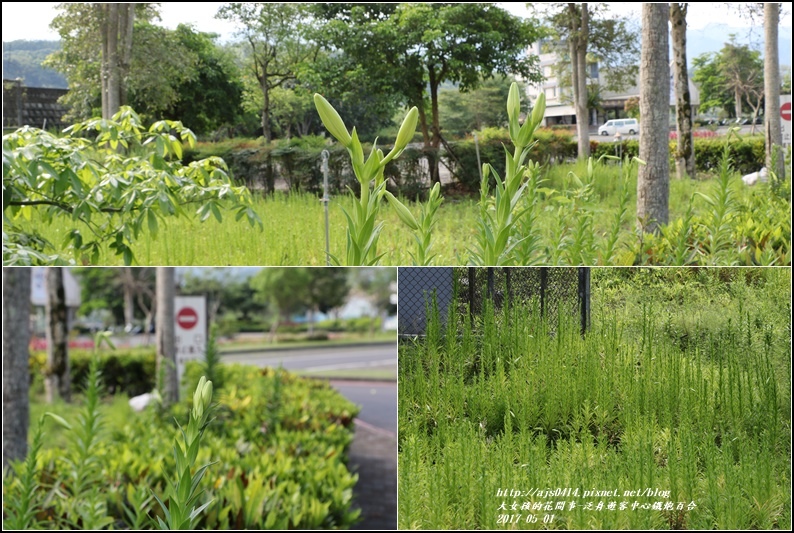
[
  {"x1": 332, "y1": 381, "x2": 398, "y2": 530},
  {"x1": 221, "y1": 343, "x2": 396, "y2": 373},
  {"x1": 330, "y1": 381, "x2": 397, "y2": 435}
]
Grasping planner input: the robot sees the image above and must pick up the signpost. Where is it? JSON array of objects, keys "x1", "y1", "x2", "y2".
[
  {"x1": 174, "y1": 296, "x2": 207, "y2": 386},
  {"x1": 781, "y1": 95, "x2": 791, "y2": 147}
]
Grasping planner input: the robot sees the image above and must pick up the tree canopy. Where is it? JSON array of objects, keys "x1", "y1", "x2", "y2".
[
  {"x1": 313, "y1": 2, "x2": 544, "y2": 182},
  {"x1": 692, "y1": 36, "x2": 764, "y2": 118}
]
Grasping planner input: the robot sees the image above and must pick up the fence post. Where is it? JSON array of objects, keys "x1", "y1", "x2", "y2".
[
  {"x1": 539, "y1": 268, "x2": 547, "y2": 318},
  {"x1": 505, "y1": 267, "x2": 512, "y2": 310},
  {"x1": 468, "y1": 267, "x2": 475, "y2": 323},
  {"x1": 321, "y1": 150, "x2": 331, "y2": 266},
  {"x1": 578, "y1": 267, "x2": 591, "y2": 335},
  {"x1": 486, "y1": 268, "x2": 495, "y2": 301}
]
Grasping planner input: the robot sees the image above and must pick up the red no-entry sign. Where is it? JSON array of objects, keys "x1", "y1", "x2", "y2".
[
  {"x1": 176, "y1": 307, "x2": 199, "y2": 330},
  {"x1": 782, "y1": 102, "x2": 792, "y2": 121}
]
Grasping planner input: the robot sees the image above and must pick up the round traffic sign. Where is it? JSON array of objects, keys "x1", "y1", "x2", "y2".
[
  {"x1": 176, "y1": 307, "x2": 199, "y2": 330},
  {"x1": 782, "y1": 102, "x2": 791, "y2": 121}
]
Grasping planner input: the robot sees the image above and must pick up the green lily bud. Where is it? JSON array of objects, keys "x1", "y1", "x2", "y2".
[
  {"x1": 385, "y1": 191, "x2": 420, "y2": 231},
  {"x1": 516, "y1": 93, "x2": 547, "y2": 148},
  {"x1": 530, "y1": 92, "x2": 546, "y2": 130},
  {"x1": 314, "y1": 94, "x2": 352, "y2": 148},
  {"x1": 394, "y1": 107, "x2": 419, "y2": 152},
  {"x1": 507, "y1": 82, "x2": 521, "y2": 137},
  {"x1": 202, "y1": 379, "x2": 213, "y2": 410}
]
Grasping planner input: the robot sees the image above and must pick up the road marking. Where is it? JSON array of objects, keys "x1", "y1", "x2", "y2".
[{"x1": 303, "y1": 359, "x2": 396, "y2": 372}]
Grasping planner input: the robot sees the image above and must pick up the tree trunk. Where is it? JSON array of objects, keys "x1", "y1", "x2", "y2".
[
  {"x1": 118, "y1": 3, "x2": 135, "y2": 107},
  {"x1": 122, "y1": 267, "x2": 135, "y2": 329},
  {"x1": 3, "y1": 268, "x2": 31, "y2": 469},
  {"x1": 576, "y1": 4, "x2": 590, "y2": 159},
  {"x1": 106, "y1": 3, "x2": 121, "y2": 117},
  {"x1": 45, "y1": 267, "x2": 70, "y2": 403},
  {"x1": 429, "y1": 68, "x2": 442, "y2": 185},
  {"x1": 670, "y1": 3, "x2": 695, "y2": 179},
  {"x1": 98, "y1": 4, "x2": 109, "y2": 119},
  {"x1": 734, "y1": 87, "x2": 743, "y2": 119},
  {"x1": 156, "y1": 267, "x2": 178, "y2": 405},
  {"x1": 764, "y1": 3, "x2": 784, "y2": 179},
  {"x1": 262, "y1": 78, "x2": 272, "y2": 144},
  {"x1": 637, "y1": 4, "x2": 670, "y2": 234}
]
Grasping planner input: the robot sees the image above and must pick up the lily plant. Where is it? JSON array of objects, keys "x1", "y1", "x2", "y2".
[
  {"x1": 469, "y1": 83, "x2": 546, "y2": 265},
  {"x1": 314, "y1": 93, "x2": 418, "y2": 265}
]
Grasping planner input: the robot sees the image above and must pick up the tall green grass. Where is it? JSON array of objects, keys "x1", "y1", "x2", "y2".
[
  {"x1": 398, "y1": 268, "x2": 790, "y2": 529},
  {"x1": 17, "y1": 162, "x2": 761, "y2": 265}
]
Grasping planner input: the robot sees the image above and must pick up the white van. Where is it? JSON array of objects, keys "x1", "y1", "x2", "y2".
[{"x1": 598, "y1": 118, "x2": 639, "y2": 136}]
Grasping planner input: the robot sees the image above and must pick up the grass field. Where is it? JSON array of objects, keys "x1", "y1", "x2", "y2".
[
  {"x1": 398, "y1": 268, "x2": 791, "y2": 529},
  {"x1": 18, "y1": 160, "x2": 767, "y2": 266}
]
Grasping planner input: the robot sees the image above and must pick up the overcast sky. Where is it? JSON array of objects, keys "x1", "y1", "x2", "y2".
[{"x1": 2, "y1": 2, "x2": 791, "y2": 43}]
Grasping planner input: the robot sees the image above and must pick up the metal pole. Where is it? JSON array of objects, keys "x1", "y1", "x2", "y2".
[
  {"x1": 321, "y1": 150, "x2": 331, "y2": 266},
  {"x1": 474, "y1": 132, "x2": 483, "y2": 183},
  {"x1": 578, "y1": 267, "x2": 590, "y2": 336}
]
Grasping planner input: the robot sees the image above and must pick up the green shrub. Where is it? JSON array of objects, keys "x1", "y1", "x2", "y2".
[
  {"x1": 29, "y1": 348, "x2": 156, "y2": 397},
  {"x1": 592, "y1": 136, "x2": 766, "y2": 176},
  {"x1": 5, "y1": 364, "x2": 361, "y2": 530}
]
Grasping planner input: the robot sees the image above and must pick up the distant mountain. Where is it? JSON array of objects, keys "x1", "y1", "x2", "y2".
[
  {"x1": 2, "y1": 40, "x2": 67, "y2": 88},
  {"x1": 687, "y1": 23, "x2": 792, "y2": 66}
]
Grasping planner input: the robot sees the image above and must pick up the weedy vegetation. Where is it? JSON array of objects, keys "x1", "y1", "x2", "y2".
[
  {"x1": 398, "y1": 268, "x2": 791, "y2": 529},
  {"x1": 3, "y1": 362, "x2": 361, "y2": 529}
]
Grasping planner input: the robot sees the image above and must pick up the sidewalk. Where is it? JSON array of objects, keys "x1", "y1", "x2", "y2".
[{"x1": 348, "y1": 420, "x2": 398, "y2": 530}]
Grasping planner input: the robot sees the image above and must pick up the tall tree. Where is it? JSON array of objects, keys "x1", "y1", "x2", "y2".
[
  {"x1": 568, "y1": 3, "x2": 590, "y2": 159},
  {"x1": 303, "y1": 268, "x2": 350, "y2": 334},
  {"x1": 45, "y1": 267, "x2": 70, "y2": 403},
  {"x1": 156, "y1": 267, "x2": 177, "y2": 405},
  {"x1": 251, "y1": 268, "x2": 303, "y2": 340},
  {"x1": 46, "y1": 4, "x2": 200, "y2": 122},
  {"x1": 670, "y1": 3, "x2": 695, "y2": 179},
  {"x1": 217, "y1": 3, "x2": 319, "y2": 144},
  {"x1": 637, "y1": 4, "x2": 670, "y2": 234},
  {"x1": 3, "y1": 268, "x2": 31, "y2": 468},
  {"x1": 721, "y1": 37, "x2": 764, "y2": 120},
  {"x1": 98, "y1": 3, "x2": 135, "y2": 118},
  {"x1": 538, "y1": 3, "x2": 640, "y2": 158},
  {"x1": 315, "y1": 3, "x2": 543, "y2": 183},
  {"x1": 764, "y1": 3, "x2": 784, "y2": 178}
]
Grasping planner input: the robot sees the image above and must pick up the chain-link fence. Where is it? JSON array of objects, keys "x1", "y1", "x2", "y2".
[{"x1": 398, "y1": 267, "x2": 590, "y2": 336}]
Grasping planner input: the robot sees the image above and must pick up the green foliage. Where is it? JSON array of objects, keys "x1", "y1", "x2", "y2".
[
  {"x1": 3, "y1": 106, "x2": 261, "y2": 265},
  {"x1": 591, "y1": 135, "x2": 766, "y2": 176},
  {"x1": 400, "y1": 269, "x2": 791, "y2": 529},
  {"x1": 468, "y1": 84, "x2": 546, "y2": 265},
  {"x1": 314, "y1": 93, "x2": 418, "y2": 265},
  {"x1": 3, "y1": 416, "x2": 46, "y2": 530},
  {"x1": 152, "y1": 376, "x2": 216, "y2": 530},
  {"x1": 447, "y1": 128, "x2": 577, "y2": 191},
  {"x1": 438, "y1": 76, "x2": 523, "y2": 138},
  {"x1": 158, "y1": 25, "x2": 245, "y2": 135},
  {"x1": 30, "y1": 348, "x2": 156, "y2": 398},
  {"x1": 692, "y1": 36, "x2": 764, "y2": 117},
  {"x1": 385, "y1": 182, "x2": 444, "y2": 265},
  {"x1": 314, "y1": 3, "x2": 544, "y2": 150},
  {"x1": 4, "y1": 364, "x2": 361, "y2": 529}
]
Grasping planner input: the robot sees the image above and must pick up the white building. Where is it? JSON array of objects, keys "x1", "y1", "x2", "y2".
[{"x1": 525, "y1": 40, "x2": 699, "y2": 130}]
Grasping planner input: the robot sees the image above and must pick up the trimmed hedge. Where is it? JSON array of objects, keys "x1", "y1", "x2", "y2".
[
  {"x1": 184, "y1": 133, "x2": 768, "y2": 195},
  {"x1": 30, "y1": 348, "x2": 156, "y2": 397},
  {"x1": 591, "y1": 136, "x2": 766, "y2": 176}
]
